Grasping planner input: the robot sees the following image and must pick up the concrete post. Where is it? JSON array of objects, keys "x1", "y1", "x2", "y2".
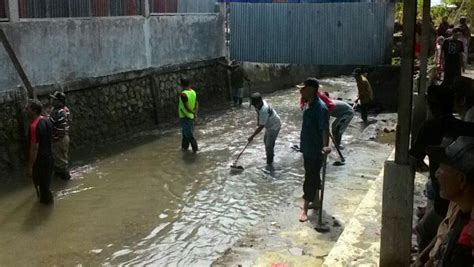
[
  {"x1": 380, "y1": 0, "x2": 417, "y2": 265},
  {"x1": 144, "y1": 0, "x2": 150, "y2": 17},
  {"x1": 7, "y1": 0, "x2": 19, "y2": 22},
  {"x1": 411, "y1": 0, "x2": 431, "y2": 147},
  {"x1": 380, "y1": 161, "x2": 415, "y2": 267}
]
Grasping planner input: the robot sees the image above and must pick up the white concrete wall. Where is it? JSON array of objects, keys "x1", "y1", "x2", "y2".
[{"x1": 0, "y1": 14, "x2": 225, "y2": 93}]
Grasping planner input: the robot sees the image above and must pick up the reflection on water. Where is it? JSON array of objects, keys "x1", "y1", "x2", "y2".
[{"x1": 0, "y1": 77, "x2": 389, "y2": 266}]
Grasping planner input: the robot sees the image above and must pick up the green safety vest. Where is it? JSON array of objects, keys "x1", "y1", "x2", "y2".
[{"x1": 178, "y1": 88, "x2": 197, "y2": 119}]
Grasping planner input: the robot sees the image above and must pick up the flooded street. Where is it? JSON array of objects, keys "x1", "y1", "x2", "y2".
[{"x1": 0, "y1": 77, "x2": 394, "y2": 266}]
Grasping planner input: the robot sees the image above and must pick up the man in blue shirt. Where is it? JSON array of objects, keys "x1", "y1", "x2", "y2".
[{"x1": 297, "y1": 78, "x2": 331, "y2": 222}]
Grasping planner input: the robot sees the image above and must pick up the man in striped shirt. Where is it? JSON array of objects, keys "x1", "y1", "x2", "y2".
[{"x1": 49, "y1": 91, "x2": 71, "y2": 180}]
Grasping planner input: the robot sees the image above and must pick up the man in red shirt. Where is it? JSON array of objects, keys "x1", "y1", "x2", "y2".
[{"x1": 26, "y1": 100, "x2": 54, "y2": 204}]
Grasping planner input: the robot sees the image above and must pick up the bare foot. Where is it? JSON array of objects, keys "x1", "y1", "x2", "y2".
[{"x1": 299, "y1": 211, "x2": 308, "y2": 222}]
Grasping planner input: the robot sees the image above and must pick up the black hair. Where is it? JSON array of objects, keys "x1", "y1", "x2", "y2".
[
  {"x1": 27, "y1": 99, "x2": 43, "y2": 115},
  {"x1": 180, "y1": 78, "x2": 190, "y2": 88},
  {"x1": 454, "y1": 78, "x2": 474, "y2": 107},
  {"x1": 427, "y1": 85, "x2": 454, "y2": 114},
  {"x1": 250, "y1": 92, "x2": 263, "y2": 106}
]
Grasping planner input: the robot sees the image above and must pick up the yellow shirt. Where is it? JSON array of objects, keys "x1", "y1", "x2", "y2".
[{"x1": 356, "y1": 75, "x2": 374, "y2": 104}]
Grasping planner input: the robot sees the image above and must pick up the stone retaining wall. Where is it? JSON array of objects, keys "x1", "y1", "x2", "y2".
[{"x1": 0, "y1": 58, "x2": 229, "y2": 171}]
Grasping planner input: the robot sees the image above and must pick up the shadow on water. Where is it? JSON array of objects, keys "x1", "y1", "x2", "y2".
[{"x1": 22, "y1": 202, "x2": 54, "y2": 232}]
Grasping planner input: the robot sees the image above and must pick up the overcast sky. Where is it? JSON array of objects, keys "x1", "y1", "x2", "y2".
[{"x1": 431, "y1": 0, "x2": 444, "y2": 6}]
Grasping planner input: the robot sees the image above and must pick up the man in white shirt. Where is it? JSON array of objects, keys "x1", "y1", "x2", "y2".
[{"x1": 248, "y1": 93, "x2": 281, "y2": 169}]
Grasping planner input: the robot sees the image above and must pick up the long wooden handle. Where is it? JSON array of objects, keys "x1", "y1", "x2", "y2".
[
  {"x1": 234, "y1": 141, "x2": 251, "y2": 164},
  {"x1": 318, "y1": 155, "x2": 328, "y2": 225},
  {"x1": 329, "y1": 132, "x2": 345, "y2": 162}
]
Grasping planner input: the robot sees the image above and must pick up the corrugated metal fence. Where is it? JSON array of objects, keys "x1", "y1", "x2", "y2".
[{"x1": 230, "y1": 2, "x2": 394, "y2": 65}]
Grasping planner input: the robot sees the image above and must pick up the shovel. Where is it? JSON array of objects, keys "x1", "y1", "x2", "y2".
[
  {"x1": 230, "y1": 141, "x2": 251, "y2": 172},
  {"x1": 315, "y1": 155, "x2": 330, "y2": 233}
]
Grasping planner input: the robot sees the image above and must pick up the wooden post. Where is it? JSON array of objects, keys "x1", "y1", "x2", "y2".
[
  {"x1": 0, "y1": 28, "x2": 35, "y2": 99},
  {"x1": 411, "y1": 0, "x2": 431, "y2": 146},
  {"x1": 394, "y1": 0, "x2": 416, "y2": 165},
  {"x1": 380, "y1": 0, "x2": 417, "y2": 266}
]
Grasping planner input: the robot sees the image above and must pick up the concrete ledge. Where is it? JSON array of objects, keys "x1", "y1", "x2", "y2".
[{"x1": 323, "y1": 152, "x2": 395, "y2": 267}]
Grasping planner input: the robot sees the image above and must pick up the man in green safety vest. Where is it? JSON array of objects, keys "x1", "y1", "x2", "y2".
[{"x1": 178, "y1": 78, "x2": 199, "y2": 152}]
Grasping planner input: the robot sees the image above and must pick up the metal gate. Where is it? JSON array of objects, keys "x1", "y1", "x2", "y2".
[{"x1": 230, "y1": 2, "x2": 395, "y2": 65}]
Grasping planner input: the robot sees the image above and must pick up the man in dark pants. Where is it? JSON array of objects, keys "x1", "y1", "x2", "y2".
[
  {"x1": 353, "y1": 68, "x2": 374, "y2": 123},
  {"x1": 441, "y1": 29, "x2": 464, "y2": 86},
  {"x1": 220, "y1": 59, "x2": 250, "y2": 106},
  {"x1": 26, "y1": 100, "x2": 54, "y2": 204},
  {"x1": 50, "y1": 91, "x2": 71, "y2": 180},
  {"x1": 178, "y1": 78, "x2": 199, "y2": 152},
  {"x1": 297, "y1": 78, "x2": 331, "y2": 222}
]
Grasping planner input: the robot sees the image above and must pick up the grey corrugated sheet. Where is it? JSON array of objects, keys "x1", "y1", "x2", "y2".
[
  {"x1": 178, "y1": 0, "x2": 217, "y2": 13},
  {"x1": 230, "y1": 2, "x2": 394, "y2": 65}
]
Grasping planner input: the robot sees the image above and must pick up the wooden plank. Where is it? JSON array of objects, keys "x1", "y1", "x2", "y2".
[{"x1": 0, "y1": 27, "x2": 35, "y2": 99}]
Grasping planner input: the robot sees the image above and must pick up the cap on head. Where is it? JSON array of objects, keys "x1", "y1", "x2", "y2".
[
  {"x1": 352, "y1": 68, "x2": 362, "y2": 76},
  {"x1": 296, "y1": 78, "x2": 320, "y2": 90},
  {"x1": 428, "y1": 139, "x2": 474, "y2": 179},
  {"x1": 49, "y1": 91, "x2": 66, "y2": 101},
  {"x1": 250, "y1": 92, "x2": 263, "y2": 106},
  {"x1": 180, "y1": 78, "x2": 190, "y2": 88}
]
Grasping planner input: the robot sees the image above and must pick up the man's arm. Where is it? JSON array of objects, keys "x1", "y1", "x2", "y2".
[
  {"x1": 194, "y1": 100, "x2": 199, "y2": 118},
  {"x1": 27, "y1": 144, "x2": 38, "y2": 177},
  {"x1": 321, "y1": 109, "x2": 331, "y2": 154},
  {"x1": 322, "y1": 129, "x2": 331, "y2": 154},
  {"x1": 248, "y1": 125, "x2": 264, "y2": 142}
]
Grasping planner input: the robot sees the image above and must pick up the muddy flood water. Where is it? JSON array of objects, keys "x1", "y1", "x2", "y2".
[{"x1": 0, "y1": 77, "x2": 394, "y2": 266}]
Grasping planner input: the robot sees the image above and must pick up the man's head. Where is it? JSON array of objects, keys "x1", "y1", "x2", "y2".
[
  {"x1": 452, "y1": 27, "x2": 462, "y2": 39},
  {"x1": 453, "y1": 77, "x2": 474, "y2": 118},
  {"x1": 352, "y1": 68, "x2": 363, "y2": 80},
  {"x1": 49, "y1": 91, "x2": 66, "y2": 108},
  {"x1": 250, "y1": 92, "x2": 263, "y2": 109},
  {"x1": 460, "y1": 17, "x2": 467, "y2": 25},
  {"x1": 180, "y1": 78, "x2": 191, "y2": 89},
  {"x1": 436, "y1": 36, "x2": 445, "y2": 45},
  {"x1": 426, "y1": 85, "x2": 453, "y2": 117},
  {"x1": 428, "y1": 140, "x2": 474, "y2": 202},
  {"x1": 442, "y1": 16, "x2": 448, "y2": 23},
  {"x1": 297, "y1": 78, "x2": 319, "y2": 103},
  {"x1": 26, "y1": 99, "x2": 43, "y2": 119}
]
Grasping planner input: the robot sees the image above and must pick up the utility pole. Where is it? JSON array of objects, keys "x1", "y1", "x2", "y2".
[{"x1": 380, "y1": 0, "x2": 417, "y2": 265}]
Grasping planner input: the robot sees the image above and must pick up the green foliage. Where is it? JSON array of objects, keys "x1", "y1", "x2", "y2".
[{"x1": 395, "y1": 0, "x2": 473, "y2": 26}]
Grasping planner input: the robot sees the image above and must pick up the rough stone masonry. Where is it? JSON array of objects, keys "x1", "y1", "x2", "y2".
[{"x1": 0, "y1": 58, "x2": 229, "y2": 172}]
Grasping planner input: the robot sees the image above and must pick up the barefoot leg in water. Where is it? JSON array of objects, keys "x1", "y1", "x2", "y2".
[{"x1": 299, "y1": 200, "x2": 309, "y2": 222}]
